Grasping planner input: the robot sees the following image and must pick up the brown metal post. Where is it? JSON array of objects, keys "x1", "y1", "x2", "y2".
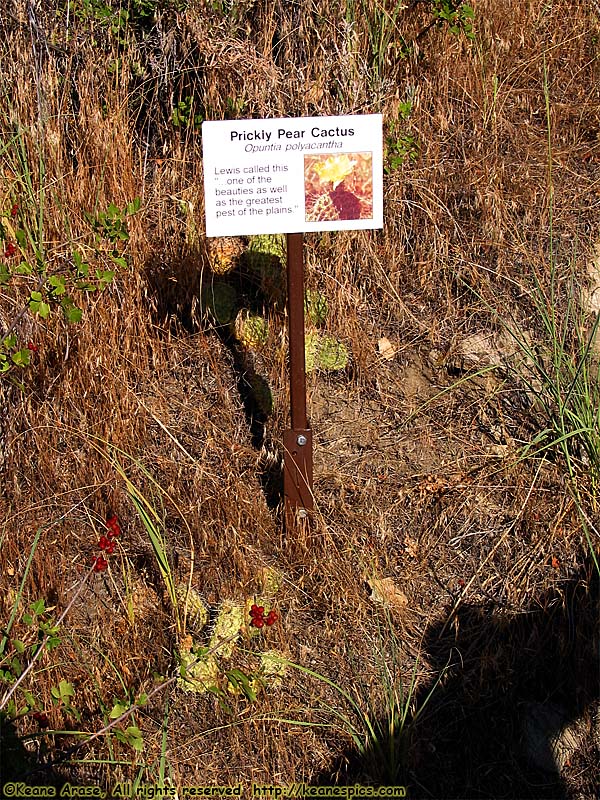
[{"x1": 284, "y1": 233, "x2": 314, "y2": 524}]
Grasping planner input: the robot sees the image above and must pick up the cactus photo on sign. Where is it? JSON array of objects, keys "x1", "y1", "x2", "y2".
[
  {"x1": 202, "y1": 114, "x2": 383, "y2": 237},
  {"x1": 304, "y1": 153, "x2": 373, "y2": 222}
]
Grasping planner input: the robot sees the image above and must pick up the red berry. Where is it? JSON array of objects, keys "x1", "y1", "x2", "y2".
[
  {"x1": 251, "y1": 616, "x2": 264, "y2": 628},
  {"x1": 10, "y1": 203, "x2": 18, "y2": 217},
  {"x1": 93, "y1": 555, "x2": 108, "y2": 572},
  {"x1": 105, "y1": 539, "x2": 116, "y2": 554},
  {"x1": 265, "y1": 610, "x2": 278, "y2": 626},
  {"x1": 98, "y1": 535, "x2": 109, "y2": 550},
  {"x1": 31, "y1": 711, "x2": 49, "y2": 727},
  {"x1": 4, "y1": 241, "x2": 17, "y2": 258},
  {"x1": 26, "y1": 341, "x2": 38, "y2": 353},
  {"x1": 106, "y1": 513, "x2": 121, "y2": 538}
]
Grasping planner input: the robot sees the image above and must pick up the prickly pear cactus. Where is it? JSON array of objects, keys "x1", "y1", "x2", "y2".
[
  {"x1": 259, "y1": 566, "x2": 283, "y2": 597},
  {"x1": 245, "y1": 234, "x2": 286, "y2": 307},
  {"x1": 304, "y1": 289, "x2": 329, "y2": 328},
  {"x1": 233, "y1": 309, "x2": 269, "y2": 349},
  {"x1": 307, "y1": 186, "x2": 362, "y2": 222},
  {"x1": 176, "y1": 569, "x2": 286, "y2": 696},
  {"x1": 260, "y1": 650, "x2": 287, "y2": 687},
  {"x1": 305, "y1": 330, "x2": 320, "y2": 373},
  {"x1": 201, "y1": 281, "x2": 239, "y2": 325},
  {"x1": 177, "y1": 585, "x2": 209, "y2": 633},
  {"x1": 305, "y1": 154, "x2": 364, "y2": 222},
  {"x1": 330, "y1": 184, "x2": 362, "y2": 220},
  {"x1": 247, "y1": 234, "x2": 286, "y2": 263},
  {"x1": 318, "y1": 335, "x2": 349, "y2": 371},
  {"x1": 309, "y1": 192, "x2": 339, "y2": 222},
  {"x1": 206, "y1": 238, "x2": 243, "y2": 275},
  {"x1": 305, "y1": 331, "x2": 349, "y2": 372},
  {"x1": 209, "y1": 601, "x2": 245, "y2": 659},
  {"x1": 178, "y1": 643, "x2": 219, "y2": 694}
]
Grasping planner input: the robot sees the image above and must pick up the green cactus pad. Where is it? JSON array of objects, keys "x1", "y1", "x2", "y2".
[
  {"x1": 305, "y1": 331, "x2": 349, "y2": 372},
  {"x1": 233, "y1": 309, "x2": 269, "y2": 349},
  {"x1": 260, "y1": 649, "x2": 287, "y2": 687},
  {"x1": 318, "y1": 335, "x2": 349, "y2": 371},
  {"x1": 259, "y1": 566, "x2": 283, "y2": 597},
  {"x1": 304, "y1": 289, "x2": 329, "y2": 328},
  {"x1": 247, "y1": 234, "x2": 286, "y2": 262},
  {"x1": 305, "y1": 330, "x2": 320, "y2": 373},
  {"x1": 246, "y1": 235, "x2": 286, "y2": 307},
  {"x1": 201, "y1": 281, "x2": 239, "y2": 326}
]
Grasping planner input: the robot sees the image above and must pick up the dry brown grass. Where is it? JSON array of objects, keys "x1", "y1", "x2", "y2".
[{"x1": 1, "y1": 0, "x2": 599, "y2": 797}]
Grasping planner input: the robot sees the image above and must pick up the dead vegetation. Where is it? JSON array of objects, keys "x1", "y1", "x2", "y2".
[{"x1": 0, "y1": 1, "x2": 599, "y2": 797}]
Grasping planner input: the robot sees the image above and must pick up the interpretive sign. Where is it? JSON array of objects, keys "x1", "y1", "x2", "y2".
[
  {"x1": 202, "y1": 114, "x2": 384, "y2": 527},
  {"x1": 202, "y1": 114, "x2": 383, "y2": 237}
]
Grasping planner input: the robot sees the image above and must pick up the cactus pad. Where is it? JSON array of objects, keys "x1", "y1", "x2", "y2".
[
  {"x1": 305, "y1": 331, "x2": 349, "y2": 372},
  {"x1": 207, "y1": 238, "x2": 243, "y2": 275},
  {"x1": 201, "y1": 281, "x2": 239, "y2": 326},
  {"x1": 177, "y1": 642, "x2": 219, "y2": 695},
  {"x1": 260, "y1": 650, "x2": 287, "y2": 687},
  {"x1": 245, "y1": 235, "x2": 286, "y2": 306},
  {"x1": 233, "y1": 309, "x2": 269, "y2": 349},
  {"x1": 259, "y1": 566, "x2": 284, "y2": 597},
  {"x1": 247, "y1": 234, "x2": 286, "y2": 262},
  {"x1": 177, "y1": 585, "x2": 209, "y2": 633},
  {"x1": 209, "y1": 601, "x2": 245, "y2": 659},
  {"x1": 304, "y1": 289, "x2": 329, "y2": 327},
  {"x1": 318, "y1": 335, "x2": 349, "y2": 370}
]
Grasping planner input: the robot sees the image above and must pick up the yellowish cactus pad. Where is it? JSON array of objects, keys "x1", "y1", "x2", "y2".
[
  {"x1": 233, "y1": 309, "x2": 269, "y2": 349},
  {"x1": 207, "y1": 238, "x2": 243, "y2": 275},
  {"x1": 177, "y1": 585, "x2": 209, "y2": 633},
  {"x1": 260, "y1": 650, "x2": 287, "y2": 687},
  {"x1": 177, "y1": 645, "x2": 220, "y2": 695},
  {"x1": 209, "y1": 601, "x2": 245, "y2": 659},
  {"x1": 259, "y1": 566, "x2": 283, "y2": 597}
]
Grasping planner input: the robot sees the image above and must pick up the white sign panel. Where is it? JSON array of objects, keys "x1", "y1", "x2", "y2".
[{"x1": 202, "y1": 114, "x2": 383, "y2": 237}]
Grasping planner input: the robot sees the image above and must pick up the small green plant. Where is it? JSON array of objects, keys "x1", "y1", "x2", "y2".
[
  {"x1": 225, "y1": 95, "x2": 247, "y2": 119},
  {"x1": 386, "y1": 131, "x2": 419, "y2": 172},
  {"x1": 69, "y1": 0, "x2": 188, "y2": 42},
  {"x1": 85, "y1": 196, "x2": 140, "y2": 250},
  {"x1": 171, "y1": 96, "x2": 204, "y2": 130},
  {"x1": 431, "y1": 0, "x2": 475, "y2": 39},
  {"x1": 385, "y1": 100, "x2": 419, "y2": 172}
]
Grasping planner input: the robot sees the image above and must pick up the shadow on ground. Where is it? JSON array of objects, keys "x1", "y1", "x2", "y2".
[
  {"x1": 316, "y1": 560, "x2": 599, "y2": 799},
  {"x1": 0, "y1": 717, "x2": 73, "y2": 790}
]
